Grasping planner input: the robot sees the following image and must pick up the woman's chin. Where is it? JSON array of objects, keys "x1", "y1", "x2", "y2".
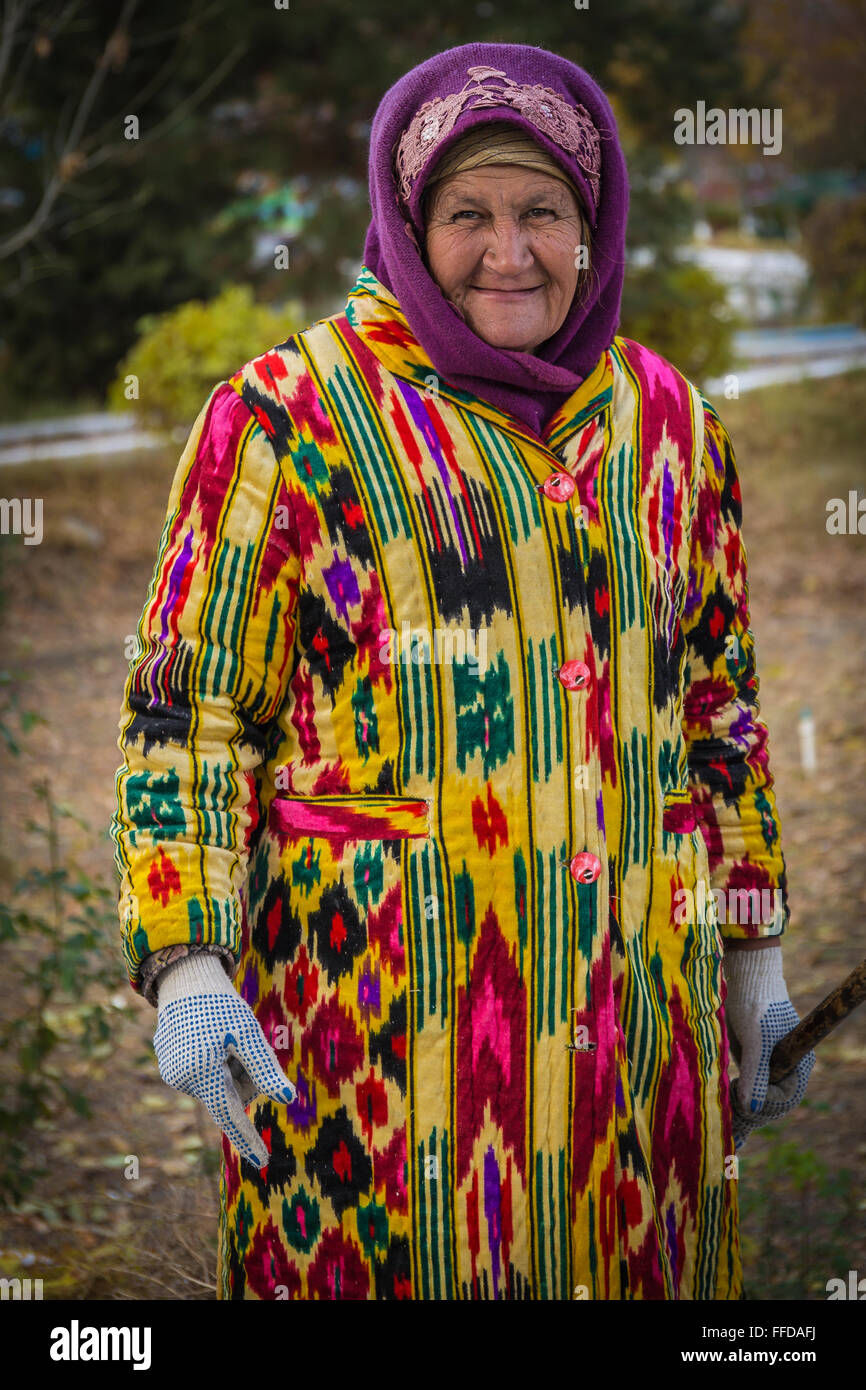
[{"x1": 467, "y1": 319, "x2": 544, "y2": 352}]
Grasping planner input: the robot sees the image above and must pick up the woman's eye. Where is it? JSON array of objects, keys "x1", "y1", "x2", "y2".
[{"x1": 446, "y1": 207, "x2": 557, "y2": 223}]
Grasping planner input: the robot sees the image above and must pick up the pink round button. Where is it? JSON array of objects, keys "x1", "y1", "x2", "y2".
[
  {"x1": 539, "y1": 473, "x2": 575, "y2": 502},
  {"x1": 569, "y1": 852, "x2": 602, "y2": 884},
  {"x1": 558, "y1": 660, "x2": 590, "y2": 691}
]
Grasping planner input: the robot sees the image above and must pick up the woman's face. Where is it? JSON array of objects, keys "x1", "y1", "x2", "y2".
[{"x1": 424, "y1": 165, "x2": 585, "y2": 352}]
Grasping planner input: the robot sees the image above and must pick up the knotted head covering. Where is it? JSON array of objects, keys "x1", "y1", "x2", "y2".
[{"x1": 362, "y1": 42, "x2": 630, "y2": 435}]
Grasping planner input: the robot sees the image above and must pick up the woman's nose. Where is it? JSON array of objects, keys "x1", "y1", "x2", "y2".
[{"x1": 481, "y1": 217, "x2": 535, "y2": 274}]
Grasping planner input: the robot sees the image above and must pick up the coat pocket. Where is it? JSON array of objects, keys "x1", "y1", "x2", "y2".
[
  {"x1": 269, "y1": 792, "x2": 430, "y2": 842},
  {"x1": 661, "y1": 786, "x2": 698, "y2": 835},
  {"x1": 662, "y1": 789, "x2": 722, "y2": 961}
]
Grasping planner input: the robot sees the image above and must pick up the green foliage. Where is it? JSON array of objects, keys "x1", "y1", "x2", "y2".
[
  {"x1": 624, "y1": 139, "x2": 697, "y2": 260},
  {"x1": 702, "y1": 201, "x2": 742, "y2": 235},
  {"x1": 620, "y1": 262, "x2": 736, "y2": 384},
  {"x1": 0, "y1": 670, "x2": 44, "y2": 757},
  {"x1": 801, "y1": 194, "x2": 866, "y2": 327},
  {"x1": 0, "y1": 767, "x2": 133, "y2": 1210},
  {"x1": 738, "y1": 1118, "x2": 859, "y2": 1299},
  {"x1": 107, "y1": 285, "x2": 305, "y2": 430}
]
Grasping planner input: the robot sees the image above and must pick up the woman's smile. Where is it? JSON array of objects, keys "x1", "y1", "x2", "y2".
[{"x1": 469, "y1": 285, "x2": 543, "y2": 296}]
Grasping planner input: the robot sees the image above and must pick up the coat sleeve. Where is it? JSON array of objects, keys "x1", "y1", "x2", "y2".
[
  {"x1": 110, "y1": 381, "x2": 300, "y2": 991},
  {"x1": 679, "y1": 395, "x2": 789, "y2": 941}
]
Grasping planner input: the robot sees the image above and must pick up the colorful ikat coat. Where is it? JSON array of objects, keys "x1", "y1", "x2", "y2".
[{"x1": 112, "y1": 267, "x2": 789, "y2": 1300}]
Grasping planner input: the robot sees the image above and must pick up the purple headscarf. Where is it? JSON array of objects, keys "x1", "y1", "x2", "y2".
[{"x1": 362, "y1": 42, "x2": 630, "y2": 436}]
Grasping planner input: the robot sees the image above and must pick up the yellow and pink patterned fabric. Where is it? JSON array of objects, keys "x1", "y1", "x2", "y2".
[{"x1": 112, "y1": 267, "x2": 789, "y2": 1299}]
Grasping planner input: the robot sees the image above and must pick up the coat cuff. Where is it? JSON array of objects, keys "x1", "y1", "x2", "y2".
[{"x1": 138, "y1": 943, "x2": 237, "y2": 1008}]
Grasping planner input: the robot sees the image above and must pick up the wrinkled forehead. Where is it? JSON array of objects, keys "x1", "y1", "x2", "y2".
[{"x1": 426, "y1": 166, "x2": 583, "y2": 213}]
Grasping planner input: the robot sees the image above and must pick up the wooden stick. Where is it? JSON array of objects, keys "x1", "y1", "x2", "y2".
[{"x1": 768, "y1": 957, "x2": 866, "y2": 1084}]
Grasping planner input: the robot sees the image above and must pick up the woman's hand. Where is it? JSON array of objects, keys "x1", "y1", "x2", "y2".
[
  {"x1": 722, "y1": 944, "x2": 816, "y2": 1150},
  {"x1": 153, "y1": 953, "x2": 296, "y2": 1168}
]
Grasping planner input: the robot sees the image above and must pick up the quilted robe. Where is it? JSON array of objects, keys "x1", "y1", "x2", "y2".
[{"x1": 112, "y1": 266, "x2": 789, "y2": 1300}]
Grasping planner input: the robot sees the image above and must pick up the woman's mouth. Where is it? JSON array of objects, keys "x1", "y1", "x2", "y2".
[{"x1": 469, "y1": 286, "x2": 543, "y2": 298}]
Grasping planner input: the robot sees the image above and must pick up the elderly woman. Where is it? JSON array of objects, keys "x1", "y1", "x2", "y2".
[{"x1": 112, "y1": 42, "x2": 814, "y2": 1300}]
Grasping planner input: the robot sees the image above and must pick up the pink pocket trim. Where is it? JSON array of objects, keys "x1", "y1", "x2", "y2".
[{"x1": 269, "y1": 795, "x2": 430, "y2": 842}]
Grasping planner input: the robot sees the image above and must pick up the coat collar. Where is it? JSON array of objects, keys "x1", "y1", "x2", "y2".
[{"x1": 344, "y1": 268, "x2": 613, "y2": 456}]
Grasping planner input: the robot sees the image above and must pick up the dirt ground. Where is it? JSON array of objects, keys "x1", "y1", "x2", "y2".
[{"x1": 0, "y1": 370, "x2": 864, "y2": 1300}]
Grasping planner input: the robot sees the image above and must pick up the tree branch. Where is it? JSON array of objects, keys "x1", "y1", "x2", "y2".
[
  {"x1": 0, "y1": 8, "x2": 246, "y2": 262},
  {"x1": 0, "y1": 0, "x2": 140, "y2": 259},
  {"x1": 0, "y1": 0, "x2": 36, "y2": 99},
  {"x1": 1, "y1": 1, "x2": 83, "y2": 116}
]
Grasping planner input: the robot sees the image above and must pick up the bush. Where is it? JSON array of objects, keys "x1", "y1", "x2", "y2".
[
  {"x1": 620, "y1": 261, "x2": 736, "y2": 384},
  {"x1": 702, "y1": 200, "x2": 742, "y2": 235},
  {"x1": 0, "y1": 738, "x2": 135, "y2": 1208},
  {"x1": 801, "y1": 194, "x2": 866, "y2": 327},
  {"x1": 107, "y1": 285, "x2": 306, "y2": 431}
]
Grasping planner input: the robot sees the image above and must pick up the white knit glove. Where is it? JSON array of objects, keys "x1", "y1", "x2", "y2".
[
  {"x1": 153, "y1": 953, "x2": 296, "y2": 1167},
  {"x1": 722, "y1": 946, "x2": 815, "y2": 1150}
]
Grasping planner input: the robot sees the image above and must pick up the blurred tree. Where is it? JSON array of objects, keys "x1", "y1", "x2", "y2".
[
  {"x1": 623, "y1": 140, "x2": 696, "y2": 258},
  {"x1": 742, "y1": 0, "x2": 866, "y2": 174},
  {"x1": 619, "y1": 140, "x2": 735, "y2": 380},
  {"x1": 0, "y1": 0, "x2": 749, "y2": 411},
  {"x1": 742, "y1": 0, "x2": 866, "y2": 319},
  {"x1": 801, "y1": 193, "x2": 866, "y2": 325}
]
